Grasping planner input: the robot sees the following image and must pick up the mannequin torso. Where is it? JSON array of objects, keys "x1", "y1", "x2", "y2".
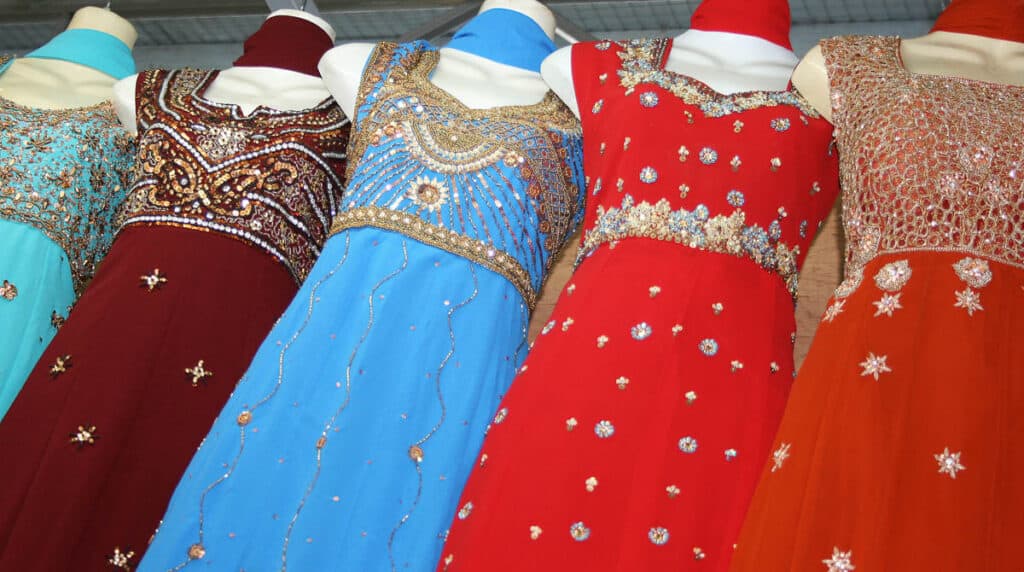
[
  {"x1": 319, "y1": 0, "x2": 555, "y2": 117},
  {"x1": 542, "y1": 29, "x2": 798, "y2": 118},
  {"x1": 793, "y1": 31, "x2": 1024, "y2": 122},
  {"x1": 0, "y1": 7, "x2": 136, "y2": 109},
  {"x1": 112, "y1": 9, "x2": 335, "y2": 134}
]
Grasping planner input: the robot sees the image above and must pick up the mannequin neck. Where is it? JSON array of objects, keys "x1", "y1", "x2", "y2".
[
  {"x1": 666, "y1": 29, "x2": 797, "y2": 93},
  {"x1": 233, "y1": 11, "x2": 335, "y2": 77},
  {"x1": 445, "y1": 7, "x2": 556, "y2": 72},
  {"x1": 931, "y1": 0, "x2": 1024, "y2": 44}
]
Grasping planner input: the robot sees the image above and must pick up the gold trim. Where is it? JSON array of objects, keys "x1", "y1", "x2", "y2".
[{"x1": 329, "y1": 207, "x2": 536, "y2": 309}]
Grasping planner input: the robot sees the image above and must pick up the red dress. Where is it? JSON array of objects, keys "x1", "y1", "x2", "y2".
[
  {"x1": 437, "y1": 38, "x2": 838, "y2": 571},
  {"x1": 729, "y1": 36, "x2": 1024, "y2": 572},
  {"x1": 0, "y1": 69, "x2": 348, "y2": 571}
]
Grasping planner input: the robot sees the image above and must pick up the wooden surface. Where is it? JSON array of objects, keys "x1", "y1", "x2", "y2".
[{"x1": 526, "y1": 204, "x2": 845, "y2": 371}]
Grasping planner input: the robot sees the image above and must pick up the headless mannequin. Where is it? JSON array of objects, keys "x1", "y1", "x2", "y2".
[
  {"x1": 0, "y1": 6, "x2": 136, "y2": 109},
  {"x1": 792, "y1": 0, "x2": 1024, "y2": 122},
  {"x1": 112, "y1": 9, "x2": 335, "y2": 135},
  {"x1": 320, "y1": 0, "x2": 555, "y2": 117},
  {"x1": 542, "y1": 0, "x2": 798, "y2": 118}
]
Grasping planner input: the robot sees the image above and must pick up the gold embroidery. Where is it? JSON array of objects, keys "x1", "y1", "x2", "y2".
[
  {"x1": 330, "y1": 207, "x2": 535, "y2": 309},
  {"x1": 121, "y1": 69, "x2": 349, "y2": 283}
]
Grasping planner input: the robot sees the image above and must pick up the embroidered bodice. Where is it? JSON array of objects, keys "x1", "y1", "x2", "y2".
[
  {"x1": 119, "y1": 68, "x2": 349, "y2": 282},
  {"x1": 823, "y1": 36, "x2": 1024, "y2": 298},
  {"x1": 331, "y1": 41, "x2": 585, "y2": 308},
  {"x1": 574, "y1": 38, "x2": 839, "y2": 299},
  {"x1": 0, "y1": 56, "x2": 135, "y2": 293}
]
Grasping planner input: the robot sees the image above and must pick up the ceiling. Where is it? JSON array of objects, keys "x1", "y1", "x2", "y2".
[{"x1": 0, "y1": 0, "x2": 948, "y2": 50}]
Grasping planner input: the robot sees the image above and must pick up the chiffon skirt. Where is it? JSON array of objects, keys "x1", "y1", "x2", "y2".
[
  {"x1": 0, "y1": 220, "x2": 75, "y2": 419},
  {"x1": 439, "y1": 239, "x2": 797, "y2": 571},
  {"x1": 139, "y1": 227, "x2": 527, "y2": 572},
  {"x1": 730, "y1": 252, "x2": 1024, "y2": 571},
  {"x1": 0, "y1": 225, "x2": 297, "y2": 572}
]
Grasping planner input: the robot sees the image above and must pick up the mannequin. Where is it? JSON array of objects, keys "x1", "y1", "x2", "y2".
[
  {"x1": 0, "y1": 6, "x2": 136, "y2": 109},
  {"x1": 792, "y1": 0, "x2": 1024, "y2": 122},
  {"x1": 113, "y1": 9, "x2": 334, "y2": 132},
  {"x1": 319, "y1": 0, "x2": 555, "y2": 116},
  {"x1": 541, "y1": 0, "x2": 799, "y2": 117}
]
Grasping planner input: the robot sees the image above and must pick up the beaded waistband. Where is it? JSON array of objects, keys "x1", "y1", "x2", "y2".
[
  {"x1": 576, "y1": 195, "x2": 801, "y2": 298},
  {"x1": 329, "y1": 207, "x2": 537, "y2": 309}
]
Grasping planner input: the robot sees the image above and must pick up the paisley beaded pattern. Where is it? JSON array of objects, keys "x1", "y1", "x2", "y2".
[
  {"x1": 335, "y1": 41, "x2": 585, "y2": 308},
  {"x1": 119, "y1": 69, "x2": 349, "y2": 282},
  {"x1": 826, "y1": 36, "x2": 1024, "y2": 298},
  {"x1": 0, "y1": 55, "x2": 135, "y2": 293}
]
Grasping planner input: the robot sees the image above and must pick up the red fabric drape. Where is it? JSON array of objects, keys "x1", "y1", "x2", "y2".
[
  {"x1": 931, "y1": 0, "x2": 1024, "y2": 43},
  {"x1": 690, "y1": 0, "x2": 793, "y2": 50}
]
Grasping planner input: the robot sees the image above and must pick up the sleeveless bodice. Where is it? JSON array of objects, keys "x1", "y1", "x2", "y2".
[
  {"x1": 823, "y1": 36, "x2": 1024, "y2": 298},
  {"x1": 119, "y1": 68, "x2": 349, "y2": 282},
  {"x1": 330, "y1": 41, "x2": 584, "y2": 307},
  {"x1": 574, "y1": 38, "x2": 839, "y2": 298},
  {"x1": 0, "y1": 55, "x2": 135, "y2": 293}
]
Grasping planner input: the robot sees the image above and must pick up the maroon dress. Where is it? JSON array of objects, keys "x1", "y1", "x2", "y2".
[{"x1": 0, "y1": 69, "x2": 348, "y2": 571}]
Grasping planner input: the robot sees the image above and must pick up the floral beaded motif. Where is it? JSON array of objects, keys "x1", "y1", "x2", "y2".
[
  {"x1": 613, "y1": 39, "x2": 821, "y2": 119},
  {"x1": 577, "y1": 194, "x2": 802, "y2": 298},
  {"x1": 0, "y1": 60, "x2": 136, "y2": 293}
]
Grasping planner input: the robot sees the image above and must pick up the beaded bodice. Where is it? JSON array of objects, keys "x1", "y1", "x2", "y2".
[
  {"x1": 574, "y1": 38, "x2": 840, "y2": 299},
  {"x1": 120, "y1": 68, "x2": 349, "y2": 282},
  {"x1": 823, "y1": 36, "x2": 1024, "y2": 298},
  {"x1": 0, "y1": 55, "x2": 135, "y2": 293},
  {"x1": 331, "y1": 41, "x2": 584, "y2": 308}
]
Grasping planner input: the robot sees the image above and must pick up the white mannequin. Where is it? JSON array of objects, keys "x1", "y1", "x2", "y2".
[
  {"x1": 112, "y1": 9, "x2": 335, "y2": 134},
  {"x1": 319, "y1": 0, "x2": 556, "y2": 117},
  {"x1": 0, "y1": 6, "x2": 136, "y2": 109},
  {"x1": 542, "y1": 29, "x2": 798, "y2": 118},
  {"x1": 793, "y1": 30, "x2": 1024, "y2": 122}
]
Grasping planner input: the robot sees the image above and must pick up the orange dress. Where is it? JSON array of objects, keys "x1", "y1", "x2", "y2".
[{"x1": 729, "y1": 36, "x2": 1024, "y2": 572}]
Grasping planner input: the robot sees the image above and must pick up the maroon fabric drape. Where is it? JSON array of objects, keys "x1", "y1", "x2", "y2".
[{"x1": 233, "y1": 14, "x2": 334, "y2": 77}]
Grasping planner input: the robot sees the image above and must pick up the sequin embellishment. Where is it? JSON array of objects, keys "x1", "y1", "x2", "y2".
[
  {"x1": 185, "y1": 360, "x2": 213, "y2": 387},
  {"x1": 107, "y1": 547, "x2": 135, "y2": 570},
  {"x1": 678, "y1": 436, "x2": 698, "y2": 454},
  {"x1": 570, "y1": 522, "x2": 591, "y2": 541},
  {"x1": 934, "y1": 447, "x2": 965, "y2": 479},
  {"x1": 823, "y1": 547, "x2": 856, "y2": 571},
  {"x1": 69, "y1": 424, "x2": 98, "y2": 447},
  {"x1": 631, "y1": 322, "x2": 652, "y2": 340},
  {"x1": 771, "y1": 442, "x2": 791, "y2": 472},
  {"x1": 594, "y1": 420, "x2": 615, "y2": 438},
  {"x1": 952, "y1": 257, "x2": 992, "y2": 288},
  {"x1": 874, "y1": 260, "x2": 912, "y2": 292},
  {"x1": 0, "y1": 280, "x2": 17, "y2": 300},
  {"x1": 699, "y1": 339, "x2": 719, "y2": 356},
  {"x1": 578, "y1": 195, "x2": 803, "y2": 297},
  {"x1": 859, "y1": 352, "x2": 891, "y2": 380},
  {"x1": 140, "y1": 269, "x2": 167, "y2": 292},
  {"x1": 648, "y1": 527, "x2": 670, "y2": 545},
  {"x1": 640, "y1": 166, "x2": 659, "y2": 184}
]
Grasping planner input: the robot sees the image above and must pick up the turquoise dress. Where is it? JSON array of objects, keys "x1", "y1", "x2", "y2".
[
  {"x1": 0, "y1": 55, "x2": 135, "y2": 419},
  {"x1": 139, "y1": 41, "x2": 583, "y2": 571}
]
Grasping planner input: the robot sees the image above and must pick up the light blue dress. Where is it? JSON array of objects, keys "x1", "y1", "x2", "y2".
[
  {"x1": 0, "y1": 54, "x2": 135, "y2": 419},
  {"x1": 138, "y1": 41, "x2": 583, "y2": 571}
]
